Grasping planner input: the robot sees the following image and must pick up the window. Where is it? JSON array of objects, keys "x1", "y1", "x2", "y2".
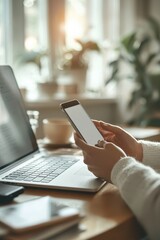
[
  {"x1": 17, "y1": 0, "x2": 49, "y2": 89},
  {"x1": 24, "y1": 0, "x2": 39, "y2": 51},
  {"x1": 65, "y1": 0, "x2": 87, "y2": 48},
  {"x1": 0, "y1": 0, "x2": 121, "y2": 93},
  {"x1": 24, "y1": 0, "x2": 48, "y2": 51}
]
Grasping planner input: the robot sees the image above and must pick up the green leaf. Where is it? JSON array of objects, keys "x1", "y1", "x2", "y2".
[
  {"x1": 135, "y1": 37, "x2": 150, "y2": 56},
  {"x1": 121, "y1": 33, "x2": 136, "y2": 54},
  {"x1": 105, "y1": 68, "x2": 119, "y2": 84},
  {"x1": 109, "y1": 59, "x2": 119, "y2": 66},
  {"x1": 145, "y1": 52, "x2": 159, "y2": 66},
  {"x1": 120, "y1": 54, "x2": 135, "y2": 64}
]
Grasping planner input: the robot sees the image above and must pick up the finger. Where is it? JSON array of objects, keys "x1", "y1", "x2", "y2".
[
  {"x1": 103, "y1": 141, "x2": 114, "y2": 150},
  {"x1": 87, "y1": 165, "x2": 96, "y2": 171},
  {"x1": 74, "y1": 131, "x2": 82, "y2": 140},
  {"x1": 93, "y1": 120, "x2": 103, "y2": 130},
  {"x1": 96, "y1": 140, "x2": 107, "y2": 148},
  {"x1": 74, "y1": 133, "x2": 85, "y2": 147},
  {"x1": 92, "y1": 119, "x2": 100, "y2": 125},
  {"x1": 74, "y1": 132, "x2": 93, "y2": 152},
  {"x1": 100, "y1": 122, "x2": 122, "y2": 134}
]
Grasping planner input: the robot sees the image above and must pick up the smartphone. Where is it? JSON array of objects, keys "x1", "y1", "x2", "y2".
[
  {"x1": 60, "y1": 99, "x2": 104, "y2": 145},
  {"x1": 0, "y1": 196, "x2": 79, "y2": 233},
  {"x1": 0, "y1": 183, "x2": 24, "y2": 204}
]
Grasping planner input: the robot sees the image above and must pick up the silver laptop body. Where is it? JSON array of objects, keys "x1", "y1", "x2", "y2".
[{"x1": 0, "y1": 66, "x2": 105, "y2": 192}]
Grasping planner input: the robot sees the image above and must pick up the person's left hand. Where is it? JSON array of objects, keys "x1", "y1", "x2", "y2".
[{"x1": 74, "y1": 133, "x2": 126, "y2": 182}]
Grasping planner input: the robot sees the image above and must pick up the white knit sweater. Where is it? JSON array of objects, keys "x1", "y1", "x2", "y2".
[{"x1": 111, "y1": 140, "x2": 160, "y2": 240}]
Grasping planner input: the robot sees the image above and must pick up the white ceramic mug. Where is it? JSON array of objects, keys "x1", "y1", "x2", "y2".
[{"x1": 43, "y1": 118, "x2": 73, "y2": 144}]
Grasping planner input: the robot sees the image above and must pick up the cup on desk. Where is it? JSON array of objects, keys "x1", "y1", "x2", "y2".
[{"x1": 43, "y1": 118, "x2": 73, "y2": 145}]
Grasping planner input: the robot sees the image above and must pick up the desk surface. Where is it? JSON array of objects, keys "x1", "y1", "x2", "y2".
[
  {"x1": 15, "y1": 184, "x2": 145, "y2": 240},
  {"x1": 3, "y1": 147, "x2": 146, "y2": 240}
]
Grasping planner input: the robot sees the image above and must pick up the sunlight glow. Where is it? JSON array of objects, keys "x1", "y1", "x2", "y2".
[
  {"x1": 25, "y1": 36, "x2": 38, "y2": 51},
  {"x1": 64, "y1": 20, "x2": 84, "y2": 47}
]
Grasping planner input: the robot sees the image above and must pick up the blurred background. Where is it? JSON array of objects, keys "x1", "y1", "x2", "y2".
[{"x1": 1, "y1": 0, "x2": 160, "y2": 138}]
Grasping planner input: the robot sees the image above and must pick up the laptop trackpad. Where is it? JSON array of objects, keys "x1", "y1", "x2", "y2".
[{"x1": 74, "y1": 167, "x2": 94, "y2": 177}]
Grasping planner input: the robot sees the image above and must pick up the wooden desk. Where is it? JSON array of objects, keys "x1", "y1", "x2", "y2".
[
  {"x1": 13, "y1": 184, "x2": 145, "y2": 240},
  {"x1": 3, "y1": 147, "x2": 145, "y2": 240}
]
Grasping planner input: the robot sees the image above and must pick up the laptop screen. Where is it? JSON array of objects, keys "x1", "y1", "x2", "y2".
[{"x1": 0, "y1": 66, "x2": 38, "y2": 169}]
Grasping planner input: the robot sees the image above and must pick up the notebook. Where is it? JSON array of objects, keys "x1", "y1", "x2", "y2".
[{"x1": 0, "y1": 66, "x2": 105, "y2": 192}]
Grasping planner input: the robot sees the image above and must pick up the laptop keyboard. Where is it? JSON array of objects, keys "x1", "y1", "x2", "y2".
[{"x1": 3, "y1": 156, "x2": 79, "y2": 183}]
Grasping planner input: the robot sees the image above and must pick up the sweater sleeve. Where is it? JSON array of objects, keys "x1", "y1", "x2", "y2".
[
  {"x1": 111, "y1": 157, "x2": 160, "y2": 240},
  {"x1": 139, "y1": 140, "x2": 160, "y2": 169}
]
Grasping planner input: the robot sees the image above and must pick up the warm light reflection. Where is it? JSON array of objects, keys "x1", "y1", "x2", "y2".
[
  {"x1": 65, "y1": 20, "x2": 83, "y2": 39},
  {"x1": 23, "y1": 0, "x2": 36, "y2": 8},
  {"x1": 65, "y1": 0, "x2": 86, "y2": 47},
  {"x1": 25, "y1": 36, "x2": 38, "y2": 51},
  {"x1": 63, "y1": 21, "x2": 84, "y2": 48}
]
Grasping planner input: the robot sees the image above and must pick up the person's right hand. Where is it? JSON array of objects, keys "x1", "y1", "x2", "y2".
[
  {"x1": 93, "y1": 121, "x2": 143, "y2": 162},
  {"x1": 74, "y1": 132, "x2": 126, "y2": 182}
]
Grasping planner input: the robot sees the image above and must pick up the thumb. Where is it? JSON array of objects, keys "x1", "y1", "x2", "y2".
[
  {"x1": 74, "y1": 133, "x2": 92, "y2": 151},
  {"x1": 100, "y1": 122, "x2": 122, "y2": 134}
]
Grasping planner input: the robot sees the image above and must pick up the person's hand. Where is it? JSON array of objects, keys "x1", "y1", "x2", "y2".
[
  {"x1": 74, "y1": 133, "x2": 126, "y2": 182},
  {"x1": 93, "y1": 121, "x2": 143, "y2": 162}
]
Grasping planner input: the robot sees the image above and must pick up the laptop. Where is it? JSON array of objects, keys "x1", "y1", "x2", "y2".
[{"x1": 0, "y1": 66, "x2": 105, "y2": 192}]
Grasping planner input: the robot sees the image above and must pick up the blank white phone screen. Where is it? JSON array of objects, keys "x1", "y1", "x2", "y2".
[{"x1": 65, "y1": 104, "x2": 103, "y2": 145}]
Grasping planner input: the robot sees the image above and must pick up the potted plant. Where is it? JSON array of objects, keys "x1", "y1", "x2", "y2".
[
  {"x1": 58, "y1": 39, "x2": 101, "y2": 93},
  {"x1": 106, "y1": 17, "x2": 160, "y2": 126}
]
